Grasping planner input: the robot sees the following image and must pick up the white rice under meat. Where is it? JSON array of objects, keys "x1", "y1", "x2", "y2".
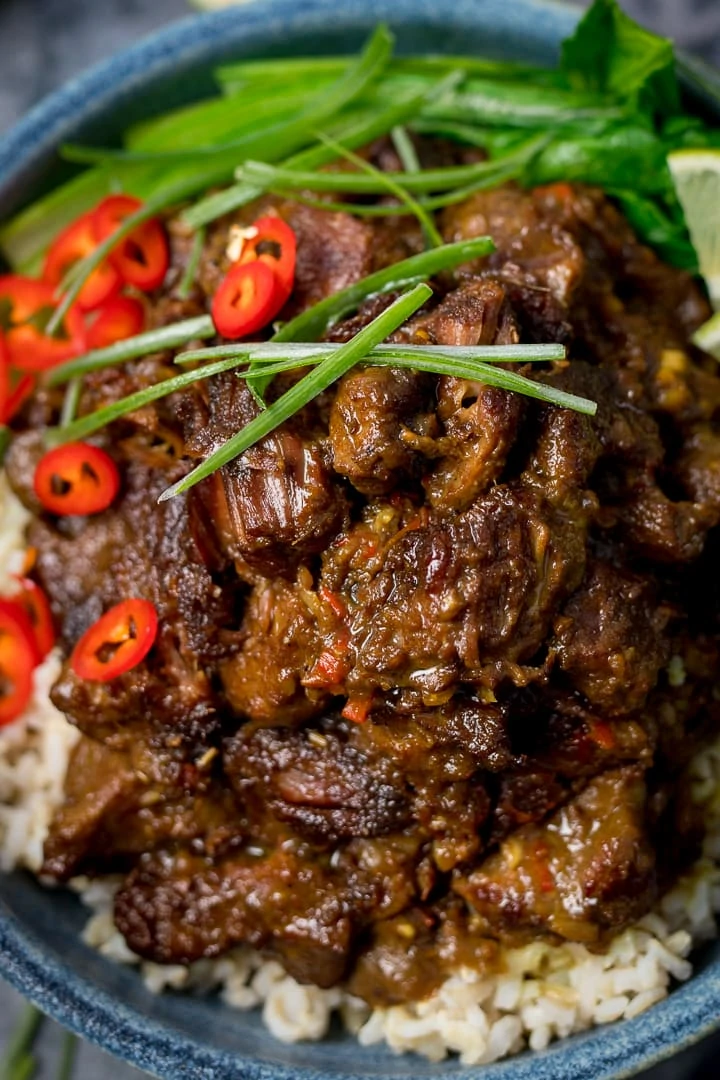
[{"x1": 2, "y1": 474, "x2": 719, "y2": 1065}]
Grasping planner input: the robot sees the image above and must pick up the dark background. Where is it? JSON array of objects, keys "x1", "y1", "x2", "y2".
[{"x1": 1, "y1": 0, "x2": 719, "y2": 1076}]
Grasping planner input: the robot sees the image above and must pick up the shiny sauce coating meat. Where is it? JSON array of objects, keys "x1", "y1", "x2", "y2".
[{"x1": 8, "y1": 144, "x2": 720, "y2": 1006}]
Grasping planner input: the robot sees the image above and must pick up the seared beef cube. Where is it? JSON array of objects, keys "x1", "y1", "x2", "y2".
[
  {"x1": 322, "y1": 483, "x2": 587, "y2": 698},
  {"x1": 190, "y1": 373, "x2": 348, "y2": 577},
  {"x1": 114, "y1": 846, "x2": 377, "y2": 986},
  {"x1": 219, "y1": 577, "x2": 328, "y2": 725},
  {"x1": 553, "y1": 560, "x2": 670, "y2": 715},
  {"x1": 224, "y1": 724, "x2": 410, "y2": 842},
  {"x1": 406, "y1": 278, "x2": 518, "y2": 348},
  {"x1": 42, "y1": 736, "x2": 241, "y2": 880},
  {"x1": 280, "y1": 202, "x2": 375, "y2": 314},
  {"x1": 329, "y1": 367, "x2": 431, "y2": 495},
  {"x1": 456, "y1": 768, "x2": 656, "y2": 944}
]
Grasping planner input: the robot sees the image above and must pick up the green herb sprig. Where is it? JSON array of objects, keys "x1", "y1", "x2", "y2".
[
  {"x1": 158, "y1": 283, "x2": 430, "y2": 501},
  {"x1": 46, "y1": 316, "x2": 215, "y2": 386}
]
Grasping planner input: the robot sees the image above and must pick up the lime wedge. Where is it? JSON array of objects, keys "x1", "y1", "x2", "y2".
[
  {"x1": 692, "y1": 309, "x2": 720, "y2": 358},
  {"x1": 668, "y1": 148, "x2": 720, "y2": 309}
]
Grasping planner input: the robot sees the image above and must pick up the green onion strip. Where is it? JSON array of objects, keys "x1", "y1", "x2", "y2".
[
  {"x1": 47, "y1": 316, "x2": 215, "y2": 386},
  {"x1": 45, "y1": 25, "x2": 394, "y2": 334},
  {"x1": 314, "y1": 131, "x2": 443, "y2": 247},
  {"x1": 157, "y1": 283, "x2": 433, "y2": 501}
]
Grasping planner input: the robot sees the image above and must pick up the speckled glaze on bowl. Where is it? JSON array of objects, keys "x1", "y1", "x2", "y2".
[{"x1": 1, "y1": 2, "x2": 720, "y2": 1077}]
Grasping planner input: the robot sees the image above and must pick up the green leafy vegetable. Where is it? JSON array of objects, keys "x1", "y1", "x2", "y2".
[{"x1": 561, "y1": 0, "x2": 679, "y2": 116}]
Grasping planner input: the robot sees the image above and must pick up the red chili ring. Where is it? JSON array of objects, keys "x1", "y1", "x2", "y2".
[
  {"x1": 70, "y1": 598, "x2": 159, "y2": 683},
  {"x1": 0, "y1": 599, "x2": 41, "y2": 727},
  {"x1": 0, "y1": 275, "x2": 85, "y2": 373},
  {"x1": 43, "y1": 212, "x2": 122, "y2": 312},
  {"x1": 212, "y1": 260, "x2": 285, "y2": 340},
  {"x1": 85, "y1": 294, "x2": 145, "y2": 351},
  {"x1": 92, "y1": 195, "x2": 170, "y2": 292},
  {"x1": 238, "y1": 215, "x2": 296, "y2": 302},
  {"x1": 34, "y1": 442, "x2": 121, "y2": 517}
]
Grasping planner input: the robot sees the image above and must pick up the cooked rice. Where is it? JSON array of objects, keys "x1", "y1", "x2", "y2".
[{"x1": 2, "y1": 474, "x2": 720, "y2": 1065}]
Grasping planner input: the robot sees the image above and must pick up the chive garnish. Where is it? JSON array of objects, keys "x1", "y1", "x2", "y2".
[
  {"x1": 45, "y1": 355, "x2": 245, "y2": 447},
  {"x1": 60, "y1": 377, "x2": 82, "y2": 427},
  {"x1": 46, "y1": 316, "x2": 215, "y2": 386},
  {"x1": 391, "y1": 126, "x2": 422, "y2": 174},
  {"x1": 0, "y1": 1004, "x2": 44, "y2": 1080},
  {"x1": 157, "y1": 283, "x2": 434, "y2": 502},
  {"x1": 270, "y1": 236, "x2": 495, "y2": 342},
  {"x1": 176, "y1": 342, "x2": 566, "y2": 366},
  {"x1": 314, "y1": 131, "x2": 443, "y2": 248},
  {"x1": 57, "y1": 1031, "x2": 78, "y2": 1080},
  {"x1": 238, "y1": 352, "x2": 595, "y2": 415},
  {"x1": 177, "y1": 227, "x2": 206, "y2": 300},
  {"x1": 45, "y1": 338, "x2": 581, "y2": 450},
  {"x1": 239, "y1": 153, "x2": 537, "y2": 195},
  {"x1": 182, "y1": 78, "x2": 458, "y2": 231}
]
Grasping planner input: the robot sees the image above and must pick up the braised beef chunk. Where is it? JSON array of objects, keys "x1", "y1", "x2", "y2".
[
  {"x1": 224, "y1": 724, "x2": 410, "y2": 842},
  {"x1": 455, "y1": 768, "x2": 656, "y2": 944},
  {"x1": 329, "y1": 367, "x2": 432, "y2": 495},
  {"x1": 23, "y1": 169, "x2": 720, "y2": 1006}
]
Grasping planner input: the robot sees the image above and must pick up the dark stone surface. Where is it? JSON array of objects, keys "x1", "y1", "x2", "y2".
[{"x1": 0, "y1": 0, "x2": 719, "y2": 1077}]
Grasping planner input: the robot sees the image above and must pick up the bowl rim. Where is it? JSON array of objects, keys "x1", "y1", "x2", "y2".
[{"x1": 2, "y1": 1, "x2": 720, "y2": 1077}]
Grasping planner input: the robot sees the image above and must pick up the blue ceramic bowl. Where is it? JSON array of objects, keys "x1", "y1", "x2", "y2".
[{"x1": 2, "y1": 2, "x2": 720, "y2": 1078}]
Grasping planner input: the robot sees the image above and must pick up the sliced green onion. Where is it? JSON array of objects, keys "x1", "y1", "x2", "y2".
[
  {"x1": 177, "y1": 227, "x2": 206, "y2": 300},
  {"x1": 60, "y1": 377, "x2": 82, "y2": 426},
  {"x1": 271, "y1": 236, "x2": 495, "y2": 342},
  {"x1": 46, "y1": 316, "x2": 215, "y2": 386},
  {"x1": 391, "y1": 125, "x2": 422, "y2": 173},
  {"x1": 177, "y1": 342, "x2": 566, "y2": 365},
  {"x1": 0, "y1": 1005, "x2": 44, "y2": 1080},
  {"x1": 57, "y1": 1031, "x2": 78, "y2": 1080},
  {"x1": 158, "y1": 283, "x2": 433, "y2": 502},
  {"x1": 260, "y1": 158, "x2": 526, "y2": 219},
  {"x1": 314, "y1": 131, "x2": 442, "y2": 247},
  {"x1": 239, "y1": 154, "x2": 532, "y2": 195},
  {"x1": 0, "y1": 425, "x2": 10, "y2": 464},
  {"x1": 45, "y1": 355, "x2": 245, "y2": 447},
  {"x1": 233, "y1": 352, "x2": 593, "y2": 415},
  {"x1": 183, "y1": 82, "x2": 450, "y2": 230}
]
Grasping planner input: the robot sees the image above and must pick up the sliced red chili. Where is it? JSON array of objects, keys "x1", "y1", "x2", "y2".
[
  {"x1": 0, "y1": 275, "x2": 85, "y2": 372},
  {"x1": 2, "y1": 373, "x2": 35, "y2": 424},
  {"x1": 86, "y1": 295, "x2": 145, "y2": 351},
  {"x1": 0, "y1": 336, "x2": 9, "y2": 422},
  {"x1": 0, "y1": 599, "x2": 41, "y2": 727},
  {"x1": 13, "y1": 579, "x2": 56, "y2": 659},
  {"x1": 71, "y1": 598, "x2": 158, "y2": 682},
  {"x1": 212, "y1": 261, "x2": 285, "y2": 340},
  {"x1": 92, "y1": 195, "x2": 170, "y2": 292},
  {"x1": 43, "y1": 212, "x2": 121, "y2": 312},
  {"x1": 34, "y1": 442, "x2": 120, "y2": 516},
  {"x1": 238, "y1": 215, "x2": 296, "y2": 302}
]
